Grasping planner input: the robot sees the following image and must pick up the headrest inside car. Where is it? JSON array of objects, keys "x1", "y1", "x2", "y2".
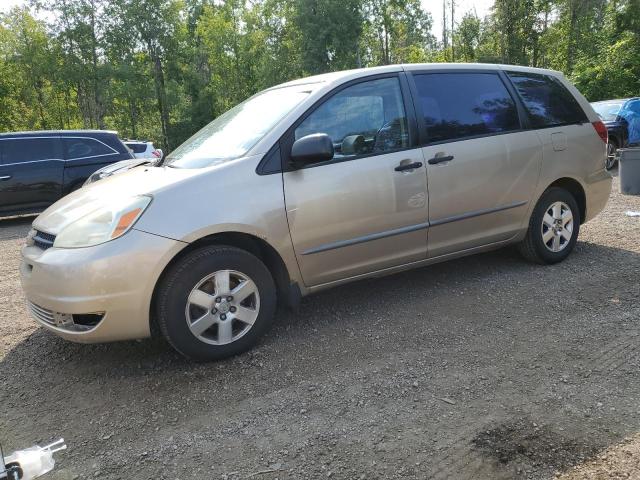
[{"x1": 341, "y1": 135, "x2": 365, "y2": 155}]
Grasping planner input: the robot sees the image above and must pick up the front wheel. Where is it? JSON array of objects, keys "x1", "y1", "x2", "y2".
[
  {"x1": 518, "y1": 187, "x2": 580, "y2": 264},
  {"x1": 156, "y1": 245, "x2": 277, "y2": 361}
]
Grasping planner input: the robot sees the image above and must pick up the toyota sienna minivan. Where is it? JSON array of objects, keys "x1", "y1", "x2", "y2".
[{"x1": 20, "y1": 64, "x2": 612, "y2": 360}]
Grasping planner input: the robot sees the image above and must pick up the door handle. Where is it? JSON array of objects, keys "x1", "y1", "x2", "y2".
[
  {"x1": 427, "y1": 155, "x2": 454, "y2": 165},
  {"x1": 394, "y1": 161, "x2": 423, "y2": 172},
  {"x1": 0, "y1": 175, "x2": 11, "y2": 181}
]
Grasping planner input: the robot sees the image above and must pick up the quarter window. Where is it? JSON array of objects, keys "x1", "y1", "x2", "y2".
[
  {"x1": 507, "y1": 72, "x2": 588, "y2": 128},
  {"x1": 1, "y1": 137, "x2": 62, "y2": 164},
  {"x1": 63, "y1": 137, "x2": 115, "y2": 159},
  {"x1": 295, "y1": 77, "x2": 409, "y2": 160},
  {"x1": 413, "y1": 73, "x2": 520, "y2": 143}
]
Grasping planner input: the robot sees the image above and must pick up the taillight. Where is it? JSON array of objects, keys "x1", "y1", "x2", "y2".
[
  {"x1": 592, "y1": 121, "x2": 608, "y2": 143},
  {"x1": 152, "y1": 150, "x2": 161, "y2": 158}
]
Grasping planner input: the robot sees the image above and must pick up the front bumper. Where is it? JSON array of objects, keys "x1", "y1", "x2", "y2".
[{"x1": 20, "y1": 228, "x2": 185, "y2": 343}]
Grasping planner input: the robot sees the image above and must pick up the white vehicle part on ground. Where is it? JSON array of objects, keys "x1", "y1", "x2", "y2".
[{"x1": 2, "y1": 439, "x2": 66, "y2": 480}]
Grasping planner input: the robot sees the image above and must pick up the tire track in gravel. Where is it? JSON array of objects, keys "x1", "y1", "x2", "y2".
[
  {"x1": 582, "y1": 308, "x2": 640, "y2": 375},
  {"x1": 426, "y1": 418, "x2": 506, "y2": 480}
]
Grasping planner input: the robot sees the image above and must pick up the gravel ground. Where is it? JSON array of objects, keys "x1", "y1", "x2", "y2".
[{"x1": 1, "y1": 174, "x2": 639, "y2": 480}]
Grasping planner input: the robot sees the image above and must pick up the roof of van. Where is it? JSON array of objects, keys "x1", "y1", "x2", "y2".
[
  {"x1": 0, "y1": 129, "x2": 118, "y2": 137},
  {"x1": 276, "y1": 63, "x2": 565, "y2": 89}
]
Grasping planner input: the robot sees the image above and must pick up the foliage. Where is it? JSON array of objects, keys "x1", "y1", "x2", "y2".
[{"x1": 0, "y1": 0, "x2": 637, "y2": 150}]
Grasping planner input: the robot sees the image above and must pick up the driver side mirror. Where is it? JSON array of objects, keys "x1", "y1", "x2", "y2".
[{"x1": 290, "y1": 133, "x2": 334, "y2": 168}]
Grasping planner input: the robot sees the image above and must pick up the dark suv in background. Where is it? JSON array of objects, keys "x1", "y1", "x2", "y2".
[
  {"x1": 0, "y1": 130, "x2": 133, "y2": 217},
  {"x1": 591, "y1": 97, "x2": 640, "y2": 168}
]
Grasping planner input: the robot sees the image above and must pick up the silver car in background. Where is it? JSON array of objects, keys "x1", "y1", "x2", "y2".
[
  {"x1": 125, "y1": 140, "x2": 163, "y2": 160},
  {"x1": 21, "y1": 63, "x2": 611, "y2": 360}
]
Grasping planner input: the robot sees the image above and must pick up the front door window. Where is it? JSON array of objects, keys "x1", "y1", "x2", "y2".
[{"x1": 295, "y1": 77, "x2": 409, "y2": 162}]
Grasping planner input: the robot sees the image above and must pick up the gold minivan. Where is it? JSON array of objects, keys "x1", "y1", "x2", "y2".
[{"x1": 20, "y1": 64, "x2": 612, "y2": 360}]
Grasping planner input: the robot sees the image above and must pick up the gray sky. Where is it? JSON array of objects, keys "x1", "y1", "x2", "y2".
[
  {"x1": 0, "y1": 0, "x2": 494, "y2": 42},
  {"x1": 0, "y1": 0, "x2": 25, "y2": 12}
]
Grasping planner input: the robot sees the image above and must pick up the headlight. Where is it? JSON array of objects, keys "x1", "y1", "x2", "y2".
[{"x1": 53, "y1": 196, "x2": 152, "y2": 248}]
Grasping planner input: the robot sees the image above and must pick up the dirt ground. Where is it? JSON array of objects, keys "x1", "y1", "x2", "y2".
[{"x1": 1, "y1": 173, "x2": 639, "y2": 480}]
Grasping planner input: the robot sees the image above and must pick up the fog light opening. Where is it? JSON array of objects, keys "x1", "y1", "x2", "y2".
[{"x1": 72, "y1": 313, "x2": 105, "y2": 328}]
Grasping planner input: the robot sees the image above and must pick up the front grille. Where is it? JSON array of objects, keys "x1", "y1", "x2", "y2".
[
  {"x1": 27, "y1": 301, "x2": 56, "y2": 327},
  {"x1": 27, "y1": 301, "x2": 104, "y2": 332},
  {"x1": 33, "y1": 230, "x2": 56, "y2": 250}
]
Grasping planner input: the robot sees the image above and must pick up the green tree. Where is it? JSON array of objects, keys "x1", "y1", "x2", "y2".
[
  {"x1": 0, "y1": 7, "x2": 60, "y2": 129},
  {"x1": 34, "y1": 0, "x2": 111, "y2": 128},
  {"x1": 362, "y1": 0, "x2": 435, "y2": 65},
  {"x1": 106, "y1": 0, "x2": 183, "y2": 150},
  {"x1": 455, "y1": 11, "x2": 481, "y2": 61},
  {"x1": 292, "y1": 0, "x2": 364, "y2": 74}
]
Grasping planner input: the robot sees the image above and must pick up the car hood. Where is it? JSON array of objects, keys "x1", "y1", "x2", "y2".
[
  {"x1": 33, "y1": 165, "x2": 204, "y2": 235},
  {"x1": 99, "y1": 158, "x2": 153, "y2": 175}
]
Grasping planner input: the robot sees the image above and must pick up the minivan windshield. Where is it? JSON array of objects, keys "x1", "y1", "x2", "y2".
[
  {"x1": 592, "y1": 101, "x2": 624, "y2": 122},
  {"x1": 165, "y1": 86, "x2": 311, "y2": 168}
]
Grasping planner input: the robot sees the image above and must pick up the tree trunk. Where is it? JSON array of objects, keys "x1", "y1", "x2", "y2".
[
  {"x1": 150, "y1": 47, "x2": 170, "y2": 151},
  {"x1": 566, "y1": 0, "x2": 578, "y2": 74},
  {"x1": 442, "y1": 0, "x2": 448, "y2": 55},
  {"x1": 89, "y1": 0, "x2": 105, "y2": 129},
  {"x1": 383, "y1": 16, "x2": 390, "y2": 64},
  {"x1": 128, "y1": 94, "x2": 138, "y2": 139},
  {"x1": 34, "y1": 80, "x2": 48, "y2": 129},
  {"x1": 451, "y1": 0, "x2": 455, "y2": 61}
]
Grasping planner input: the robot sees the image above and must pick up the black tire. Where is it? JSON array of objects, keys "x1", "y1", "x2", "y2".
[
  {"x1": 606, "y1": 140, "x2": 618, "y2": 170},
  {"x1": 518, "y1": 187, "x2": 581, "y2": 265},
  {"x1": 156, "y1": 245, "x2": 276, "y2": 361}
]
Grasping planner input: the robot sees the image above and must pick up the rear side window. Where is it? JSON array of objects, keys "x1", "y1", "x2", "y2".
[
  {"x1": 507, "y1": 72, "x2": 588, "y2": 128},
  {"x1": 63, "y1": 137, "x2": 116, "y2": 160},
  {"x1": 412, "y1": 73, "x2": 520, "y2": 143},
  {"x1": 126, "y1": 142, "x2": 147, "y2": 154},
  {"x1": 1, "y1": 137, "x2": 62, "y2": 164}
]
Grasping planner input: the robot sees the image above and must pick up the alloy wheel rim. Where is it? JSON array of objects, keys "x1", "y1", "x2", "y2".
[
  {"x1": 541, "y1": 201, "x2": 574, "y2": 253},
  {"x1": 606, "y1": 143, "x2": 616, "y2": 168},
  {"x1": 185, "y1": 270, "x2": 260, "y2": 345}
]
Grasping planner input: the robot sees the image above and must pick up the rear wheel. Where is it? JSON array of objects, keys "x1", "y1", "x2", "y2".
[
  {"x1": 156, "y1": 245, "x2": 276, "y2": 361},
  {"x1": 518, "y1": 187, "x2": 580, "y2": 264},
  {"x1": 606, "y1": 139, "x2": 618, "y2": 170}
]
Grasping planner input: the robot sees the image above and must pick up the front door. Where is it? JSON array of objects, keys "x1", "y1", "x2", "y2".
[
  {"x1": 0, "y1": 136, "x2": 64, "y2": 215},
  {"x1": 409, "y1": 71, "x2": 542, "y2": 257},
  {"x1": 283, "y1": 76, "x2": 429, "y2": 287}
]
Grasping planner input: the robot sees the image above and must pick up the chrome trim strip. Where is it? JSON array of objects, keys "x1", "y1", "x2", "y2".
[
  {"x1": 301, "y1": 201, "x2": 527, "y2": 256},
  {"x1": 301, "y1": 222, "x2": 430, "y2": 255},
  {"x1": 430, "y1": 200, "x2": 527, "y2": 227},
  {"x1": 1, "y1": 159, "x2": 65, "y2": 166},
  {"x1": 27, "y1": 301, "x2": 56, "y2": 326}
]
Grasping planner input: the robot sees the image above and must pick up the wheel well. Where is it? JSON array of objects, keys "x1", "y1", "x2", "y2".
[
  {"x1": 548, "y1": 177, "x2": 586, "y2": 223},
  {"x1": 608, "y1": 134, "x2": 619, "y2": 148},
  {"x1": 149, "y1": 232, "x2": 294, "y2": 336}
]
